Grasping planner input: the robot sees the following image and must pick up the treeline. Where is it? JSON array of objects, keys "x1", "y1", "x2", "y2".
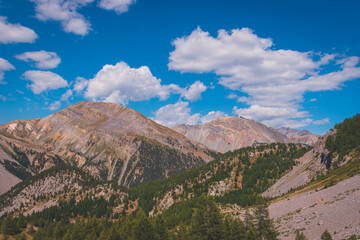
[
  {"x1": 130, "y1": 143, "x2": 310, "y2": 213},
  {"x1": 326, "y1": 113, "x2": 360, "y2": 156},
  {"x1": 0, "y1": 165, "x2": 108, "y2": 209},
  {"x1": 1, "y1": 195, "x2": 278, "y2": 240}
]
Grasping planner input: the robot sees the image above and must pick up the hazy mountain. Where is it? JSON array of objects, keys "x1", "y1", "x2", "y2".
[
  {"x1": 277, "y1": 127, "x2": 320, "y2": 146},
  {"x1": 172, "y1": 116, "x2": 287, "y2": 152},
  {"x1": 0, "y1": 101, "x2": 215, "y2": 191}
]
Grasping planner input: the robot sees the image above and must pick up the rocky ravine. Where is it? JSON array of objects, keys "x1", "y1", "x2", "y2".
[{"x1": 0, "y1": 101, "x2": 215, "y2": 190}]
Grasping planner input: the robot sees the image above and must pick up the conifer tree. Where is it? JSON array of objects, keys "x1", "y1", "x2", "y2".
[
  {"x1": 321, "y1": 230, "x2": 333, "y2": 240},
  {"x1": 189, "y1": 194, "x2": 224, "y2": 240},
  {"x1": 133, "y1": 208, "x2": 155, "y2": 240}
]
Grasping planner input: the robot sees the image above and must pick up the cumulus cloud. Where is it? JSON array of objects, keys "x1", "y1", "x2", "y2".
[
  {"x1": 180, "y1": 81, "x2": 207, "y2": 101},
  {"x1": 200, "y1": 111, "x2": 227, "y2": 123},
  {"x1": 22, "y1": 70, "x2": 68, "y2": 94},
  {"x1": 73, "y1": 76, "x2": 89, "y2": 93},
  {"x1": 15, "y1": 50, "x2": 61, "y2": 69},
  {"x1": 30, "y1": 0, "x2": 93, "y2": 35},
  {"x1": 98, "y1": 0, "x2": 135, "y2": 14},
  {"x1": 313, "y1": 118, "x2": 330, "y2": 125},
  {"x1": 169, "y1": 27, "x2": 360, "y2": 128},
  {"x1": 153, "y1": 101, "x2": 228, "y2": 126},
  {"x1": 84, "y1": 61, "x2": 178, "y2": 105},
  {"x1": 153, "y1": 101, "x2": 200, "y2": 127},
  {"x1": 0, "y1": 58, "x2": 15, "y2": 83},
  {"x1": 0, "y1": 16, "x2": 38, "y2": 44}
]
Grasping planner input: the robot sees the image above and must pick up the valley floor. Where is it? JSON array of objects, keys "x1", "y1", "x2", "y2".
[{"x1": 269, "y1": 174, "x2": 360, "y2": 240}]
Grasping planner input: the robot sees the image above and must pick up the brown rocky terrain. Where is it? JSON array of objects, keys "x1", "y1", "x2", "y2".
[
  {"x1": 0, "y1": 101, "x2": 215, "y2": 190},
  {"x1": 172, "y1": 116, "x2": 287, "y2": 153}
]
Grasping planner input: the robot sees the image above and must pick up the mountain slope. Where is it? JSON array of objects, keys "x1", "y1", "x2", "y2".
[
  {"x1": 0, "y1": 101, "x2": 215, "y2": 189},
  {"x1": 264, "y1": 114, "x2": 360, "y2": 239},
  {"x1": 263, "y1": 114, "x2": 360, "y2": 198},
  {"x1": 172, "y1": 116, "x2": 287, "y2": 152}
]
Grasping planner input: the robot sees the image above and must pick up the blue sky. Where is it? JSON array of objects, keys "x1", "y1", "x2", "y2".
[{"x1": 0, "y1": 0, "x2": 359, "y2": 134}]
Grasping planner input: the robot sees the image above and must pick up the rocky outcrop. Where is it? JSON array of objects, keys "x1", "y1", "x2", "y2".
[
  {"x1": 172, "y1": 116, "x2": 287, "y2": 153},
  {"x1": 0, "y1": 101, "x2": 215, "y2": 189}
]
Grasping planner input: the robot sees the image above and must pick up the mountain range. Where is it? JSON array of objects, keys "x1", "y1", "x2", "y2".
[
  {"x1": 0, "y1": 102, "x2": 359, "y2": 240},
  {"x1": 0, "y1": 101, "x2": 318, "y2": 194}
]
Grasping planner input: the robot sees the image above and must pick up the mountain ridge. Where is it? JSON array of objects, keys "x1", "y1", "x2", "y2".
[
  {"x1": 172, "y1": 116, "x2": 318, "y2": 153},
  {"x1": 0, "y1": 101, "x2": 216, "y2": 192}
]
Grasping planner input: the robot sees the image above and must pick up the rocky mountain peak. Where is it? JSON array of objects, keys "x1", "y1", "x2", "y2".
[{"x1": 172, "y1": 116, "x2": 286, "y2": 153}]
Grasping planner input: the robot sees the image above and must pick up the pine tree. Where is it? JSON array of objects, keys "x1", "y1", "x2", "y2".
[
  {"x1": 175, "y1": 222, "x2": 190, "y2": 240},
  {"x1": 255, "y1": 205, "x2": 278, "y2": 240},
  {"x1": 154, "y1": 215, "x2": 170, "y2": 240},
  {"x1": 189, "y1": 194, "x2": 224, "y2": 240},
  {"x1": 133, "y1": 208, "x2": 155, "y2": 240},
  {"x1": 295, "y1": 230, "x2": 307, "y2": 240},
  {"x1": 321, "y1": 230, "x2": 333, "y2": 240}
]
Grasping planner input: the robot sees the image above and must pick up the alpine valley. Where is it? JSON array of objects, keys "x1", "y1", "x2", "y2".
[{"x1": 0, "y1": 102, "x2": 359, "y2": 240}]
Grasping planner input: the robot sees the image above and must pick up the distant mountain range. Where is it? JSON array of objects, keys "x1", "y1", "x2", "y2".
[
  {"x1": 0, "y1": 101, "x2": 318, "y2": 194},
  {"x1": 172, "y1": 117, "x2": 319, "y2": 152}
]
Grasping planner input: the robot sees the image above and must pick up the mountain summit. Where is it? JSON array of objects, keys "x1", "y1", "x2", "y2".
[{"x1": 0, "y1": 101, "x2": 215, "y2": 191}]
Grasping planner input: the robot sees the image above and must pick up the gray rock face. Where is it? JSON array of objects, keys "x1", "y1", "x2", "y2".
[
  {"x1": 0, "y1": 101, "x2": 215, "y2": 189},
  {"x1": 173, "y1": 116, "x2": 287, "y2": 153}
]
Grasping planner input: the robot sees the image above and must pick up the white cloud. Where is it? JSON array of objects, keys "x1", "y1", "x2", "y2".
[
  {"x1": 84, "y1": 61, "x2": 177, "y2": 105},
  {"x1": 169, "y1": 27, "x2": 360, "y2": 128},
  {"x1": 73, "y1": 76, "x2": 88, "y2": 93},
  {"x1": 233, "y1": 105, "x2": 309, "y2": 121},
  {"x1": 227, "y1": 93, "x2": 248, "y2": 103},
  {"x1": 180, "y1": 81, "x2": 207, "y2": 101},
  {"x1": 309, "y1": 98, "x2": 317, "y2": 102},
  {"x1": 153, "y1": 101, "x2": 228, "y2": 127},
  {"x1": 15, "y1": 50, "x2": 61, "y2": 69},
  {"x1": 48, "y1": 100, "x2": 61, "y2": 110},
  {"x1": 30, "y1": 0, "x2": 93, "y2": 35},
  {"x1": 0, "y1": 58, "x2": 15, "y2": 83},
  {"x1": 98, "y1": 0, "x2": 135, "y2": 14},
  {"x1": 153, "y1": 101, "x2": 200, "y2": 127},
  {"x1": 200, "y1": 111, "x2": 227, "y2": 123},
  {"x1": 60, "y1": 89, "x2": 72, "y2": 101},
  {"x1": 48, "y1": 89, "x2": 73, "y2": 111},
  {"x1": 313, "y1": 118, "x2": 330, "y2": 125},
  {"x1": 22, "y1": 70, "x2": 68, "y2": 94},
  {"x1": 0, "y1": 16, "x2": 38, "y2": 44}
]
